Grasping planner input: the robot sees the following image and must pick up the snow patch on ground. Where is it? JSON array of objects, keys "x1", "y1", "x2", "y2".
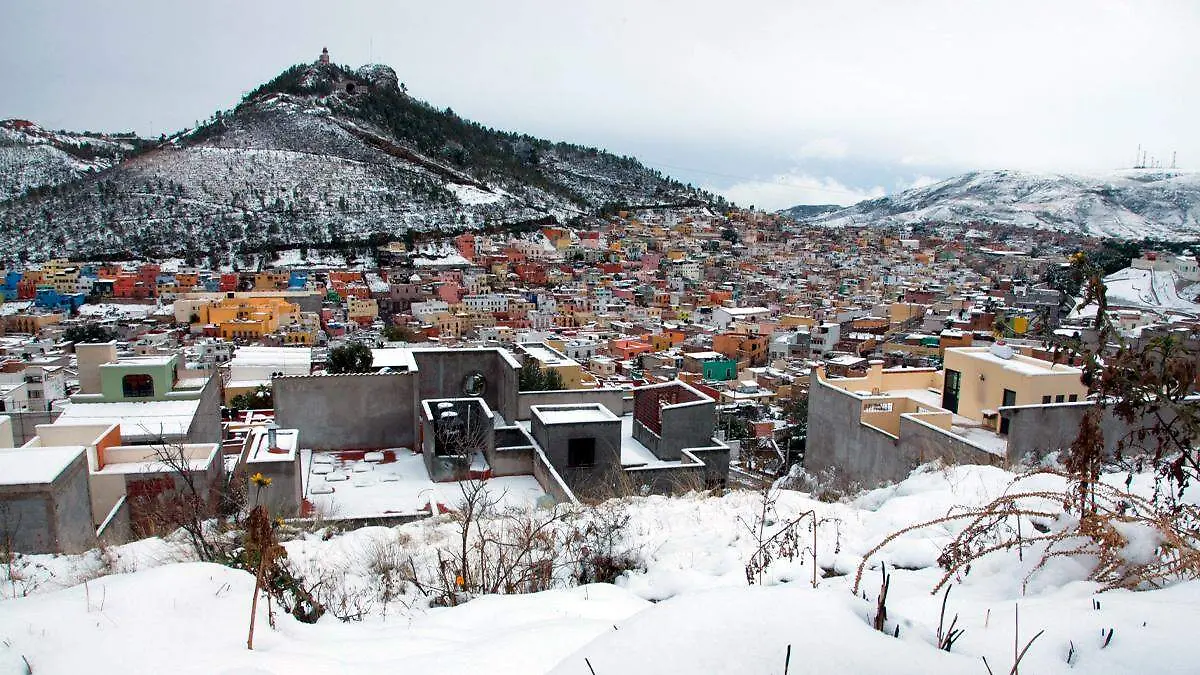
[{"x1": 446, "y1": 182, "x2": 504, "y2": 206}]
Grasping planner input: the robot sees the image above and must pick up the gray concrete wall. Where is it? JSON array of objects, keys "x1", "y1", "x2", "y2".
[
  {"x1": 0, "y1": 452, "x2": 94, "y2": 554},
  {"x1": 487, "y1": 444, "x2": 534, "y2": 476},
  {"x1": 411, "y1": 349, "x2": 519, "y2": 423},
  {"x1": 53, "y1": 454, "x2": 97, "y2": 553},
  {"x1": 186, "y1": 375, "x2": 222, "y2": 444},
  {"x1": 488, "y1": 426, "x2": 536, "y2": 476},
  {"x1": 274, "y1": 373, "x2": 418, "y2": 450},
  {"x1": 807, "y1": 378, "x2": 1006, "y2": 489},
  {"x1": 1003, "y1": 402, "x2": 1173, "y2": 463},
  {"x1": 251, "y1": 454, "x2": 302, "y2": 517},
  {"x1": 625, "y1": 464, "x2": 707, "y2": 494},
  {"x1": 624, "y1": 444, "x2": 730, "y2": 495},
  {"x1": 898, "y1": 416, "x2": 1006, "y2": 471},
  {"x1": 516, "y1": 388, "x2": 626, "y2": 421},
  {"x1": 421, "y1": 398, "x2": 494, "y2": 482},
  {"x1": 531, "y1": 417, "x2": 622, "y2": 492},
  {"x1": 96, "y1": 496, "x2": 131, "y2": 546},
  {"x1": 4, "y1": 410, "x2": 62, "y2": 446},
  {"x1": 657, "y1": 402, "x2": 716, "y2": 461},
  {"x1": 806, "y1": 378, "x2": 916, "y2": 489},
  {"x1": 0, "y1": 491, "x2": 53, "y2": 553},
  {"x1": 531, "y1": 448, "x2": 576, "y2": 503}
]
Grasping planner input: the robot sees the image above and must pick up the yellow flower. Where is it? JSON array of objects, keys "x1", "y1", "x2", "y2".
[{"x1": 250, "y1": 472, "x2": 272, "y2": 488}]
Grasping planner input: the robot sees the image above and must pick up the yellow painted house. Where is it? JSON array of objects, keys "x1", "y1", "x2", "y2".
[{"x1": 195, "y1": 297, "x2": 301, "y2": 340}]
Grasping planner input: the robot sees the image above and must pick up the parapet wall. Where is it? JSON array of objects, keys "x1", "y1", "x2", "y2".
[{"x1": 274, "y1": 373, "x2": 418, "y2": 450}]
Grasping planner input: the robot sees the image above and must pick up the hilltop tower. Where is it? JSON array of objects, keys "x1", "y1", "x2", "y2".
[{"x1": 319, "y1": 47, "x2": 330, "y2": 65}]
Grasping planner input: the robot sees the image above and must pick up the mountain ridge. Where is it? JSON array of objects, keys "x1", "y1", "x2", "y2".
[
  {"x1": 793, "y1": 168, "x2": 1200, "y2": 241},
  {"x1": 0, "y1": 58, "x2": 715, "y2": 262}
]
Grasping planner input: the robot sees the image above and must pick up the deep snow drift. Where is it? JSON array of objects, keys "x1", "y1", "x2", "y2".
[{"x1": 3, "y1": 464, "x2": 1199, "y2": 674}]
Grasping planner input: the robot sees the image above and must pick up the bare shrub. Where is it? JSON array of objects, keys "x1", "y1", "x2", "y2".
[
  {"x1": 852, "y1": 468, "x2": 1200, "y2": 596},
  {"x1": 568, "y1": 501, "x2": 642, "y2": 585}
]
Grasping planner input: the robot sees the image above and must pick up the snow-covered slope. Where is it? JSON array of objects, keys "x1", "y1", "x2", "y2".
[
  {"x1": 806, "y1": 169, "x2": 1200, "y2": 240},
  {"x1": 0, "y1": 62, "x2": 703, "y2": 260},
  {"x1": 0, "y1": 119, "x2": 145, "y2": 202},
  {"x1": 1099, "y1": 266, "x2": 1200, "y2": 315},
  {"x1": 4, "y1": 465, "x2": 1200, "y2": 674}
]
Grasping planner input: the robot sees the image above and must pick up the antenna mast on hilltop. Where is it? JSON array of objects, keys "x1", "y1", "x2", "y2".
[{"x1": 1172, "y1": 151, "x2": 1177, "y2": 169}]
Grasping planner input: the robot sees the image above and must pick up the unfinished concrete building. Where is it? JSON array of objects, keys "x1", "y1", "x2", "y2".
[{"x1": 274, "y1": 346, "x2": 730, "y2": 513}]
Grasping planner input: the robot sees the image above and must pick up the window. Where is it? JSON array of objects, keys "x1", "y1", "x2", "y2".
[
  {"x1": 567, "y1": 437, "x2": 596, "y2": 467},
  {"x1": 1055, "y1": 394, "x2": 1065, "y2": 403},
  {"x1": 122, "y1": 373, "x2": 155, "y2": 398},
  {"x1": 1069, "y1": 394, "x2": 1079, "y2": 402},
  {"x1": 462, "y1": 371, "x2": 486, "y2": 397},
  {"x1": 1042, "y1": 395, "x2": 1052, "y2": 404}
]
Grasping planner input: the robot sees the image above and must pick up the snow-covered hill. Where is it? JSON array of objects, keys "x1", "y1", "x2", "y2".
[
  {"x1": 1102, "y1": 266, "x2": 1200, "y2": 315},
  {"x1": 0, "y1": 61, "x2": 704, "y2": 261},
  {"x1": 802, "y1": 169, "x2": 1200, "y2": 241},
  {"x1": 0, "y1": 119, "x2": 146, "y2": 202},
  {"x1": 777, "y1": 203, "x2": 841, "y2": 220},
  {"x1": 4, "y1": 465, "x2": 1200, "y2": 674}
]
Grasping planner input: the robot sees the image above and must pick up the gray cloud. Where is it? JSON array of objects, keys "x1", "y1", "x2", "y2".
[{"x1": 3, "y1": 0, "x2": 1196, "y2": 209}]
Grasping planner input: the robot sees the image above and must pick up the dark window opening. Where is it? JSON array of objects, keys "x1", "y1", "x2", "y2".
[
  {"x1": 1069, "y1": 394, "x2": 1079, "y2": 402},
  {"x1": 1042, "y1": 395, "x2": 1052, "y2": 404},
  {"x1": 1000, "y1": 389, "x2": 1016, "y2": 434},
  {"x1": 1055, "y1": 394, "x2": 1065, "y2": 403},
  {"x1": 567, "y1": 437, "x2": 596, "y2": 467},
  {"x1": 941, "y1": 369, "x2": 961, "y2": 413},
  {"x1": 122, "y1": 373, "x2": 155, "y2": 398}
]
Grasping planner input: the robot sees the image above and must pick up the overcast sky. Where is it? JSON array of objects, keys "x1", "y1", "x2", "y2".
[{"x1": 3, "y1": 1, "x2": 1197, "y2": 210}]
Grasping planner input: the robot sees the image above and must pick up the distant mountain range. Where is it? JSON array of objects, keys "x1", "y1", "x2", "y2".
[
  {"x1": 782, "y1": 169, "x2": 1200, "y2": 241},
  {"x1": 0, "y1": 58, "x2": 711, "y2": 261},
  {"x1": 777, "y1": 203, "x2": 841, "y2": 220}
]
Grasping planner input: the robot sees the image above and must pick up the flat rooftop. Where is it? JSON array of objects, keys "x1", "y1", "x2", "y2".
[
  {"x1": 301, "y1": 448, "x2": 545, "y2": 519},
  {"x1": 533, "y1": 404, "x2": 620, "y2": 425},
  {"x1": 230, "y1": 346, "x2": 313, "y2": 367},
  {"x1": 101, "y1": 355, "x2": 175, "y2": 367},
  {"x1": 0, "y1": 446, "x2": 84, "y2": 485},
  {"x1": 951, "y1": 346, "x2": 1082, "y2": 376},
  {"x1": 55, "y1": 399, "x2": 200, "y2": 439},
  {"x1": 248, "y1": 428, "x2": 299, "y2": 463},
  {"x1": 521, "y1": 344, "x2": 579, "y2": 367}
]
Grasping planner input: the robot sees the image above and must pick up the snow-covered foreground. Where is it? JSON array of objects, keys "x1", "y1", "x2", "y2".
[{"x1": 3, "y1": 465, "x2": 1200, "y2": 674}]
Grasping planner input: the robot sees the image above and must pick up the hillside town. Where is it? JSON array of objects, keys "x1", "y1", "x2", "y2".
[{"x1": 2, "y1": 205, "x2": 1198, "y2": 554}]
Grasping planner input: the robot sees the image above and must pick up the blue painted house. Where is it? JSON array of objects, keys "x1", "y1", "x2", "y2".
[{"x1": 1, "y1": 271, "x2": 22, "y2": 302}]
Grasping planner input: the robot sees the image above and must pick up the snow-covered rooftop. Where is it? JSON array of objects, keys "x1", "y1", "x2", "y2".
[{"x1": 0, "y1": 446, "x2": 84, "y2": 485}]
